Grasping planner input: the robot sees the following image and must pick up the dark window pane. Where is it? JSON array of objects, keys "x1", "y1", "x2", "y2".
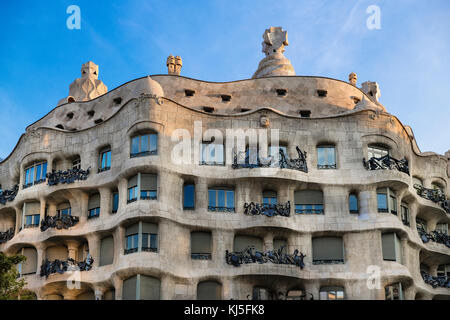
[{"x1": 183, "y1": 184, "x2": 195, "y2": 209}]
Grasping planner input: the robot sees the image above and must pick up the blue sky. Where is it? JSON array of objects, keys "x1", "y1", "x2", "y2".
[{"x1": 0, "y1": 0, "x2": 449, "y2": 159}]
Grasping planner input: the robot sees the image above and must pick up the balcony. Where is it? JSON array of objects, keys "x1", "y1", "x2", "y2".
[
  {"x1": 40, "y1": 215, "x2": 79, "y2": 232},
  {"x1": 414, "y1": 184, "x2": 450, "y2": 214},
  {"x1": 232, "y1": 146, "x2": 308, "y2": 173},
  {"x1": 0, "y1": 185, "x2": 18, "y2": 204},
  {"x1": 40, "y1": 255, "x2": 94, "y2": 278},
  {"x1": 363, "y1": 155, "x2": 409, "y2": 175},
  {"x1": 47, "y1": 167, "x2": 90, "y2": 186},
  {"x1": 421, "y1": 271, "x2": 450, "y2": 289},
  {"x1": 243, "y1": 201, "x2": 290, "y2": 217},
  {"x1": 225, "y1": 245, "x2": 305, "y2": 268},
  {"x1": 0, "y1": 228, "x2": 14, "y2": 243},
  {"x1": 417, "y1": 228, "x2": 450, "y2": 248}
]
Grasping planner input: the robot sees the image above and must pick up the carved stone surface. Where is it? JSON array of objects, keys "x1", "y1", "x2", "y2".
[
  {"x1": 64, "y1": 61, "x2": 108, "y2": 103},
  {"x1": 253, "y1": 27, "x2": 295, "y2": 78},
  {"x1": 40, "y1": 215, "x2": 79, "y2": 232},
  {"x1": 363, "y1": 155, "x2": 409, "y2": 175},
  {"x1": 361, "y1": 81, "x2": 381, "y2": 102},
  {"x1": 0, "y1": 228, "x2": 14, "y2": 243},
  {"x1": 349, "y1": 72, "x2": 357, "y2": 86},
  {"x1": 232, "y1": 146, "x2": 307, "y2": 173},
  {"x1": 225, "y1": 245, "x2": 305, "y2": 268},
  {"x1": 40, "y1": 255, "x2": 93, "y2": 278},
  {"x1": 167, "y1": 55, "x2": 182, "y2": 75},
  {"x1": 244, "y1": 201, "x2": 290, "y2": 217},
  {"x1": 47, "y1": 167, "x2": 90, "y2": 186},
  {"x1": 421, "y1": 271, "x2": 450, "y2": 288},
  {"x1": 0, "y1": 184, "x2": 18, "y2": 204},
  {"x1": 414, "y1": 184, "x2": 450, "y2": 213}
]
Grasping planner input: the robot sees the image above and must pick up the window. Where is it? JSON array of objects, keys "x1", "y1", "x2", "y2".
[
  {"x1": 401, "y1": 203, "x2": 410, "y2": 226},
  {"x1": 377, "y1": 188, "x2": 396, "y2": 214},
  {"x1": 72, "y1": 157, "x2": 81, "y2": 170},
  {"x1": 382, "y1": 232, "x2": 402, "y2": 263},
  {"x1": 252, "y1": 287, "x2": 274, "y2": 300},
  {"x1": 276, "y1": 88, "x2": 287, "y2": 96},
  {"x1": 99, "y1": 149, "x2": 111, "y2": 172},
  {"x1": 24, "y1": 161, "x2": 47, "y2": 188},
  {"x1": 201, "y1": 142, "x2": 224, "y2": 165},
  {"x1": 17, "y1": 247, "x2": 37, "y2": 276},
  {"x1": 221, "y1": 94, "x2": 231, "y2": 102},
  {"x1": 124, "y1": 222, "x2": 158, "y2": 254},
  {"x1": 437, "y1": 264, "x2": 450, "y2": 278},
  {"x1": 312, "y1": 237, "x2": 344, "y2": 264},
  {"x1": 183, "y1": 184, "x2": 195, "y2": 210},
  {"x1": 88, "y1": 193, "x2": 100, "y2": 219},
  {"x1": 385, "y1": 283, "x2": 403, "y2": 300},
  {"x1": 130, "y1": 133, "x2": 157, "y2": 158},
  {"x1": 319, "y1": 287, "x2": 345, "y2": 300},
  {"x1": 436, "y1": 223, "x2": 448, "y2": 235},
  {"x1": 368, "y1": 145, "x2": 389, "y2": 159},
  {"x1": 349, "y1": 194, "x2": 358, "y2": 213},
  {"x1": 23, "y1": 202, "x2": 40, "y2": 228},
  {"x1": 416, "y1": 218, "x2": 427, "y2": 233},
  {"x1": 317, "y1": 146, "x2": 336, "y2": 169},
  {"x1": 140, "y1": 174, "x2": 157, "y2": 200},
  {"x1": 273, "y1": 238, "x2": 287, "y2": 250},
  {"x1": 234, "y1": 235, "x2": 263, "y2": 252},
  {"x1": 127, "y1": 175, "x2": 138, "y2": 203},
  {"x1": 197, "y1": 281, "x2": 222, "y2": 300},
  {"x1": 191, "y1": 231, "x2": 212, "y2": 260},
  {"x1": 294, "y1": 190, "x2": 324, "y2": 214},
  {"x1": 262, "y1": 190, "x2": 277, "y2": 207},
  {"x1": 317, "y1": 89, "x2": 327, "y2": 97},
  {"x1": 208, "y1": 188, "x2": 235, "y2": 212},
  {"x1": 112, "y1": 192, "x2": 119, "y2": 213},
  {"x1": 185, "y1": 89, "x2": 195, "y2": 97},
  {"x1": 299, "y1": 110, "x2": 311, "y2": 118},
  {"x1": 57, "y1": 203, "x2": 71, "y2": 217},
  {"x1": 123, "y1": 275, "x2": 160, "y2": 300},
  {"x1": 269, "y1": 145, "x2": 287, "y2": 167},
  {"x1": 99, "y1": 236, "x2": 114, "y2": 266}
]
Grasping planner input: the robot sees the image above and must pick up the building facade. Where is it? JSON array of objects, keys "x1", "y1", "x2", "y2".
[{"x1": 0, "y1": 27, "x2": 449, "y2": 300}]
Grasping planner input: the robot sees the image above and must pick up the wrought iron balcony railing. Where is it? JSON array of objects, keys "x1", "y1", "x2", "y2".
[
  {"x1": 208, "y1": 206, "x2": 235, "y2": 212},
  {"x1": 0, "y1": 228, "x2": 14, "y2": 243},
  {"x1": 127, "y1": 197, "x2": 137, "y2": 204},
  {"x1": 191, "y1": 253, "x2": 212, "y2": 260},
  {"x1": 363, "y1": 155, "x2": 409, "y2": 175},
  {"x1": 232, "y1": 146, "x2": 308, "y2": 173},
  {"x1": 244, "y1": 201, "x2": 290, "y2": 217},
  {"x1": 417, "y1": 228, "x2": 450, "y2": 248},
  {"x1": 140, "y1": 195, "x2": 157, "y2": 200},
  {"x1": 98, "y1": 166, "x2": 110, "y2": 173},
  {"x1": 421, "y1": 271, "x2": 450, "y2": 289},
  {"x1": 0, "y1": 185, "x2": 18, "y2": 205},
  {"x1": 23, "y1": 179, "x2": 46, "y2": 189},
  {"x1": 225, "y1": 245, "x2": 305, "y2": 268},
  {"x1": 40, "y1": 255, "x2": 93, "y2": 278},
  {"x1": 40, "y1": 215, "x2": 79, "y2": 232},
  {"x1": 312, "y1": 259, "x2": 345, "y2": 265},
  {"x1": 142, "y1": 247, "x2": 158, "y2": 253},
  {"x1": 414, "y1": 184, "x2": 450, "y2": 214},
  {"x1": 124, "y1": 247, "x2": 138, "y2": 255},
  {"x1": 47, "y1": 167, "x2": 90, "y2": 186},
  {"x1": 130, "y1": 150, "x2": 157, "y2": 158}
]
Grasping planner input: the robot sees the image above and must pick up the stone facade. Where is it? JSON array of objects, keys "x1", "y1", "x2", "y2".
[{"x1": 0, "y1": 27, "x2": 449, "y2": 300}]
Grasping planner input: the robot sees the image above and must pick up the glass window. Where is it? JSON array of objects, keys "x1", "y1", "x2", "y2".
[
  {"x1": 142, "y1": 233, "x2": 158, "y2": 252},
  {"x1": 385, "y1": 283, "x2": 403, "y2": 300},
  {"x1": 72, "y1": 157, "x2": 81, "y2": 170},
  {"x1": 24, "y1": 214, "x2": 40, "y2": 228},
  {"x1": 368, "y1": 145, "x2": 389, "y2": 159},
  {"x1": 294, "y1": 190, "x2": 324, "y2": 214},
  {"x1": 140, "y1": 190, "x2": 157, "y2": 200},
  {"x1": 401, "y1": 203, "x2": 409, "y2": 226},
  {"x1": 377, "y1": 193, "x2": 388, "y2": 212},
  {"x1": 262, "y1": 190, "x2": 277, "y2": 206},
  {"x1": 201, "y1": 142, "x2": 224, "y2": 165},
  {"x1": 128, "y1": 186, "x2": 137, "y2": 202},
  {"x1": 317, "y1": 146, "x2": 336, "y2": 169},
  {"x1": 24, "y1": 162, "x2": 47, "y2": 187},
  {"x1": 58, "y1": 207, "x2": 71, "y2": 216},
  {"x1": 436, "y1": 223, "x2": 448, "y2": 235},
  {"x1": 183, "y1": 184, "x2": 195, "y2": 210},
  {"x1": 208, "y1": 188, "x2": 235, "y2": 212},
  {"x1": 416, "y1": 218, "x2": 427, "y2": 233},
  {"x1": 130, "y1": 133, "x2": 158, "y2": 157},
  {"x1": 268, "y1": 145, "x2": 287, "y2": 166},
  {"x1": 319, "y1": 287, "x2": 345, "y2": 300},
  {"x1": 126, "y1": 234, "x2": 138, "y2": 253},
  {"x1": 112, "y1": 192, "x2": 119, "y2": 213},
  {"x1": 99, "y1": 149, "x2": 111, "y2": 171},
  {"x1": 349, "y1": 194, "x2": 358, "y2": 213},
  {"x1": 389, "y1": 195, "x2": 397, "y2": 214},
  {"x1": 88, "y1": 207, "x2": 100, "y2": 219}
]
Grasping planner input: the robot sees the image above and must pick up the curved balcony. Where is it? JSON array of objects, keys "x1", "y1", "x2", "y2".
[{"x1": 363, "y1": 155, "x2": 409, "y2": 175}]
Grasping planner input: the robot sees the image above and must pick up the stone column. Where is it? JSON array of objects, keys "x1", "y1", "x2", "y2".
[
  {"x1": 79, "y1": 192, "x2": 89, "y2": 223},
  {"x1": 114, "y1": 276, "x2": 123, "y2": 300},
  {"x1": 118, "y1": 178, "x2": 128, "y2": 212},
  {"x1": 114, "y1": 225, "x2": 125, "y2": 263},
  {"x1": 94, "y1": 288, "x2": 104, "y2": 300},
  {"x1": 35, "y1": 242, "x2": 46, "y2": 275},
  {"x1": 99, "y1": 187, "x2": 112, "y2": 216},
  {"x1": 39, "y1": 198, "x2": 46, "y2": 222},
  {"x1": 66, "y1": 241, "x2": 78, "y2": 260},
  {"x1": 160, "y1": 275, "x2": 172, "y2": 300},
  {"x1": 196, "y1": 177, "x2": 208, "y2": 214},
  {"x1": 48, "y1": 203, "x2": 57, "y2": 217},
  {"x1": 263, "y1": 233, "x2": 274, "y2": 251},
  {"x1": 87, "y1": 233, "x2": 101, "y2": 268},
  {"x1": 359, "y1": 186, "x2": 377, "y2": 218},
  {"x1": 14, "y1": 205, "x2": 22, "y2": 235}
]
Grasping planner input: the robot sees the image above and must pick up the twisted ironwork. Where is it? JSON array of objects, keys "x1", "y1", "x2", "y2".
[
  {"x1": 414, "y1": 184, "x2": 450, "y2": 214},
  {"x1": 0, "y1": 185, "x2": 19, "y2": 205},
  {"x1": 40, "y1": 215, "x2": 79, "y2": 232},
  {"x1": 232, "y1": 146, "x2": 307, "y2": 172},
  {"x1": 47, "y1": 167, "x2": 90, "y2": 186},
  {"x1": 421, "y1": 271, "x2": 450, "y2": 289},
  {"x1": 417, "y1": 228, "x2": 450, "y2": 248},
  {"x1": 225, "y1": 245, "x2": 305, "y2": 268},
  {"x1": 244, "y1": 201, "x2": 290, "y2": 217},
  {"x1": 40, "y1": 255, "x2": 94, "y2": 278},
  {"x1": 363, "y1": 155, "x2": 409, "y2": 175},
  {"x1": 0, "y1": 228, "x2": 14, "y2": 243}
]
